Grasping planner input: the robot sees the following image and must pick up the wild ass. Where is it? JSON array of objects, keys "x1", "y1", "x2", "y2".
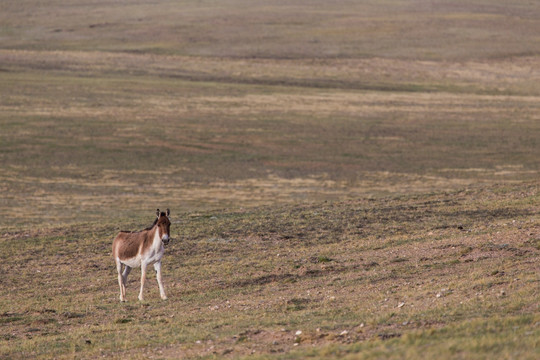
[{"x1": 112, "y1": 209, "x2": 171, "y2": 302}]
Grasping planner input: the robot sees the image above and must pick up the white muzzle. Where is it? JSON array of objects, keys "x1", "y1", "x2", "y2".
[{"x1": 162, "y1": 234, "x2": 170, "y2": 244}]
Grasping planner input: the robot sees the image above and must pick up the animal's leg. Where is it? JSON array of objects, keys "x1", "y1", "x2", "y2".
[
  {"x1": 122, "y1": 266, "x2": 132, "y2": 285},
  {"x1": 116, "y1": 260, "x2": 126, "y2": 302},
  {"x1": 138, "y1": 263, "x2": 147, "y2": 301},
  {"x1": 154, "y1": 261, "x2": 167, "y2": 300}
]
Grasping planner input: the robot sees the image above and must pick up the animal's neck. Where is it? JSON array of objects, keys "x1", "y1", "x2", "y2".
[{"x1": 150, "y1": 226, "x2": 162, "y2": 248}]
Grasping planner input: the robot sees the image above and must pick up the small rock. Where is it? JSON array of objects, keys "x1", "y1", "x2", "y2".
[
  {"x1": 295, "y1": 330, "x2": 302, "y2": 336},
  {"x1": 397, "y1": 302, "x2": 405, "y2": 308},
  {"x1": 339, "y1": 330, "x2": 349, "y2": 336},
  {"x1": 359, "y1": 323, "x2": 365, "y2": 328},
  {"x1": 436, "y1": 288, "x2": 452, "y2": 298}
]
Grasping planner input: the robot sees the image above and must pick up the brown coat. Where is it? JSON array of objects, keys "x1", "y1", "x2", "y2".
[{"x1": 113, "y1": 209, "x2": 171, "y2": 302}]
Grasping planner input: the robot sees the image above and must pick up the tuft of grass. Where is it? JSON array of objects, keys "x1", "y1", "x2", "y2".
[{"x1": 317, "y1": 256, "x2": 333, "y2": 263}]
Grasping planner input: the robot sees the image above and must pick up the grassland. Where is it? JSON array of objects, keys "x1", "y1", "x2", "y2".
[
  {"x1": 1, "y1": 51, "x2": 538, "y2": 227},
  {"x1": 1, "y1": 0, "x2": 539, "y2": 358},
  {"x1": 1, "y1": 183, "x2": 539, "y2": 359}
]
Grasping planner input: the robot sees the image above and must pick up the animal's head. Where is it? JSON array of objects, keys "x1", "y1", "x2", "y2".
[{"x1": 155, "y1": 208, "x2": 171, "y2": 245}]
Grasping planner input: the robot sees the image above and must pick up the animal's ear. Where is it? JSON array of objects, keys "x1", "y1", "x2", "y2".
[
  {"x1": 156, "y1": 209, "x2": 160, "y2": 218},
  {"x1": 166, "y1": 208, "x2": 170, "y2": 217}
]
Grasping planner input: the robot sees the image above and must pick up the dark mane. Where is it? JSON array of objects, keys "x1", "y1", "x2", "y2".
[{"x1": 144, "y1": 217, "x2": 158, "y2": 231}]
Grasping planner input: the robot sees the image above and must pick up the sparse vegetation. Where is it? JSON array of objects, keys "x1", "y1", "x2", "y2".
[
  {"x1": 1, "y1": 0, "x2": 539, "y2": 358},
  {"x1": 1, "y1": 184, "x2": 538, "y2": 359}
]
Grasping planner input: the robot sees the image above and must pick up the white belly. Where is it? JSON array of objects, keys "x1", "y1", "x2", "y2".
[
  {"x1": 118, "y1": 243, "x2": 164, "y2": 268},
  {"x1": 120, "y1": 255, "x2": 142, "y2": 268}
]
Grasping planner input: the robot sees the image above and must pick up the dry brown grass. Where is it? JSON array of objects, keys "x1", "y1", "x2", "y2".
[
  {"x1": 1, "y1": 183, "x2": 539, "y2": 359},
  {"x1": 2, "y1": 49, "x2": 540, "y2": 95},
  {"x1": 1, "y1": 1, "x2": 540, "y2": 358},
  {"x1": 1, "y1": 49, "x2": 539, "y2": 228},
  {"x1": 2, "y1": 0, "x2": 540, "y2": 60}
]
